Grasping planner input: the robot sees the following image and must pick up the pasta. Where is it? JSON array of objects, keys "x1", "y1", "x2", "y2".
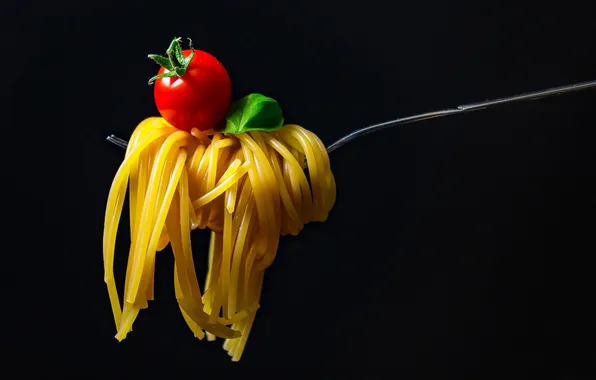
[{"x1": 103, "y1": 116, "x2": 336, "y2": 361}]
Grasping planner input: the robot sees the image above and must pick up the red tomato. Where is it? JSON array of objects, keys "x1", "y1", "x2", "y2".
[{"x1": 153, "y1": 49, "x2": 231, "y2": 132}]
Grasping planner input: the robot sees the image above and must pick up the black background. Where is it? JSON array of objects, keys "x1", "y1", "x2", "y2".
[{"x1": 7, "y1": 0, "x2": 596, "y2": 376}]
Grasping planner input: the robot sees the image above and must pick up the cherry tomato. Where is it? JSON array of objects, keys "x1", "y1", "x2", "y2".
[{"x1": 152, "y1": 48, "x2": 231, "y2": 132}]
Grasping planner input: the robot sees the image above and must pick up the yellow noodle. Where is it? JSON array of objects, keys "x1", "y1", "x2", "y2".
[
  {"x1": 238, "y1": 134, "x2": 279, "y2": 259},
  {"x1": 207, "y1": 145, "x2": 241, "y2": 232},
  {"x1": 207, "y1": 150, "x2": 238, "y2": 228},
  {"x1": 117, "y1": 148, "x2": 188, "y2": 338},
  {"x1": 187, "y1": 143, "x2": 206, "y2": 196},
  {"x1": 243, "y1": 242, "x2": 258, "y2": 301},
  {"x1": 282, "y1": 147, "x2": 303, "y2": 229},
  {"x1": 166, "y1": 192, "x2": 239, "y2": 339},
  {"x1": 139, "y1": 149, "x2": 187, "y2": 298},
  {"x1": 174, "y1": 267, "x2": 206, "y2": 340},
  {"x1": 203, "y1": 234, "x2": 221, "y2": 338},
  {"x1": 125, "y1": 131, "x2": 189, "y2": 305},
  {"x1": 190, "y1": 127, "x2": 212, "y2": 145},
  {"x1": 103, "y1": 128, "x2": 172, "y2": 328},
  {"x1": 226, "y1": 269, "x2": 264, "y2": 361},
  {"x1": 173, "y1": 169, "x2": 207, "y2": 340},
  {"x1": 221, "y1": 208, "x2": 233, "y2": 318},
  {"x1": 144, "y1": 147, "x2": 176, "y2": 302},
  {"x1": 193, "y1": 143, "x2": 212, "y2": 195},
  {"x1": 214, "y1": 138, "x2": 237, "y2": 149},
  {"x1": 264, "y1": 136, "x2": 300, "y2": 226},
  {"x1": 300, "y1": 127, "x2": 336, "y2": 215},
  {"x1": 194, "y1": 137, "x2": 219, "y2": 229},
  {"x1": 205, "y1": 231, "x2": 217, "y2": 293},
  {"x1": 228, "y1": 199, "x2": 254, "y2": 316},
  {"x1": 192, "y1": 162, "x2": 250, "y2": 208},
  {"x1": 225, "y1": 180, "x2": 239, "y2": 213},
  {"x1": 103, "y1": 117, "x2": 336, "y2": 361},
  {"x1": 263, "y1": 134, "x2": 313, "y2": 221},
  {"x1": 280, "y1": 126, "x2": 322, "y2": 219},
  {"x1": 206, "y1": 133, "x2": 220, "y2": 191},
  {"x1": 125, "y1": 143, "x2": 157, "y2": 309},
  {"x1": 156, "y1": 231, "x2": 170, "y2": 251}
]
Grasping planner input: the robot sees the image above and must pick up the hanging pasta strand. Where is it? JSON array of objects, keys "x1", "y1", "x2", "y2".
[{"x1": 104, "y1": 116, "x2": 335, "y2": 359}]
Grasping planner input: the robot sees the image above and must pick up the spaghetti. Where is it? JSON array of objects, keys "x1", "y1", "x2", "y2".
[{"x1": 103, "y1": 116, "x2": 336, "y2": 361}]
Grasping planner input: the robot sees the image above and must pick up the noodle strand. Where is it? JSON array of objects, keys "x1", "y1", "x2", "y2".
[{"x1": 103, "y1": 117, "x2": 336, "y2": 361}]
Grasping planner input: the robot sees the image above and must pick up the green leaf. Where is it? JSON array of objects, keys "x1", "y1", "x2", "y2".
[
  {"x1": 166, "y1": 37, "x2": 185, "y2": 68},
  {"x1": 183, "y1": 38, "x2": 195, "y2": 67},
  {"x1": 183, "y1": 50, "x2": 195, "y2": 67},
  {"x1": 147, "y1": 54, "x2": 174, "y2": 71},
  {"x1": 222, "y1": 94, "x2": 285, "y2": 134},
  {"x1": 147, "y1": 37, "x2": 195, "y2": 85},
  {"x1": 148, "y1": 70, "x2": 178, "y2": 85}
]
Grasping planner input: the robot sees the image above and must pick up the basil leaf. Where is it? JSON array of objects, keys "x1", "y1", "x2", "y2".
[{"x1": 222, "y1": 93, "x2": 284, "y2": 134}]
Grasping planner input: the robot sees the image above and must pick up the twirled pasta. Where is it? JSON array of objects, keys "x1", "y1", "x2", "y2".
[{"x1": 103, "y1": 117, "x2": 336, "y2": 361}]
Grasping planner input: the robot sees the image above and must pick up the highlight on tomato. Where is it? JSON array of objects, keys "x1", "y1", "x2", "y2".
[{"x1": 148, "y1": 38, "x2": 232, "y2": 132}]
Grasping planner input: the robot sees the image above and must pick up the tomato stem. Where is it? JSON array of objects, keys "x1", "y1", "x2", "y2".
[{"x1": 147, "y1": 37, "x2": 195, "y2": 85}]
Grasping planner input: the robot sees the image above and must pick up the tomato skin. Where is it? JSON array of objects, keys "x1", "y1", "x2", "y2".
[{"x1": 153, "y1": 49, "x2": 231, "y2": 132}]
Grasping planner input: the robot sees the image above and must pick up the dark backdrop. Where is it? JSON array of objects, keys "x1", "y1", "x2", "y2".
[{"x1": 8, "y1": 0, "x2": 596, "y2": 376}]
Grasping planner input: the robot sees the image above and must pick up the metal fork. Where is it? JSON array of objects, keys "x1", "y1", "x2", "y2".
[{"x1": 107, "y1": 79, "x2": 596, "y2": 153}]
